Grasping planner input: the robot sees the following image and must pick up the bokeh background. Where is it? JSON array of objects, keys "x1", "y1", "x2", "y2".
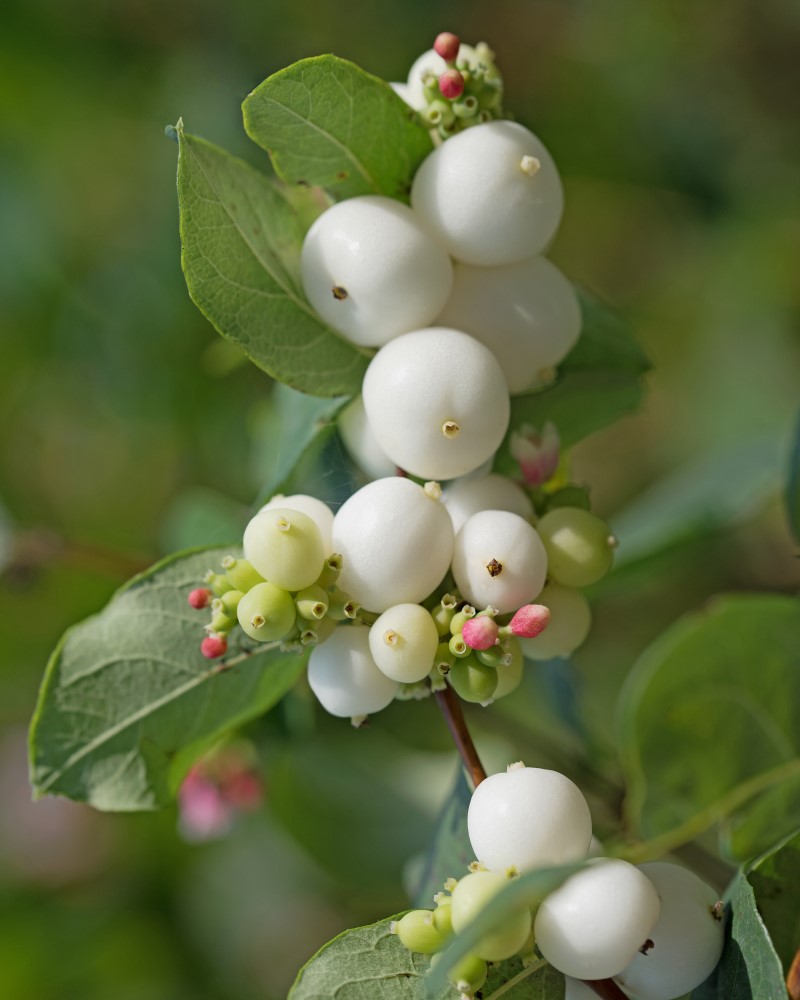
[{"x1": 1, "y1": 0, "x2": 799, "y2": 997}]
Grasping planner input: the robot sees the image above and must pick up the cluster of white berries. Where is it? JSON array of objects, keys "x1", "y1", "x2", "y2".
[{"x1": 393, "y1": 763, "x2": 725, "y2": 999}]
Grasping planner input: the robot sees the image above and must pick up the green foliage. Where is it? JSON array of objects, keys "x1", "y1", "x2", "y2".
[
  {"x1": 618, "y1": 594, "x2": 800, "y2": 863},
  {"x1": 176, "y1": 125, "x2": 369, "y2": 397},
  {"x1": 243, "y1": 55, "x2": 433, "y2": 201},
  {"x1": 411, "y1": 769, "x2": 472, "y2": 908},
  {"x1": 494, "y1": 292, "x2": 649, "y2": 474},
  {"x1": 29, "y1": 547, "x2": 307, "y2": 810},
  {"x1": 787, "y1": 411, "x2": 800, "y2": 545},
  {"x1": 690, "y1": 872, "x2": 787, "y2": 1000},
  {"x1": 747, "y1": 828, "x2": 800, "y2": 971}
]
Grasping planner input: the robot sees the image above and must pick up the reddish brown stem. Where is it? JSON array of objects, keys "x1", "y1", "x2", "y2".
[
  {"x1": 787, "y1": 944, "x2": 800, "y2": 1000},
  {"x1": 433, "y1": 685, "x2": 631, "y2": 1000}
]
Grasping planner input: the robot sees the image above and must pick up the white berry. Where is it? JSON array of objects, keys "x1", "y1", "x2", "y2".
[
  {"x1": 437, "y1": 257, "x2": 582, "y2": 393},
  {"x1": 451, "y1": 510, "x2": 547, "y2": 613},
  {"x1": 301, "y1": 195, "x2": 453, "y2": 348},
  {"x1": 615, "y1": 863, "x2": 724, "y2": 1000},
  {"x1": 362, "y1": 327, "x2": 510, "y2": 480},
  {"x1": 534, "y1": 858, "x2": 661, "y2": 980},
  {"x1": 332, "y1": 477, "x2": 454, "y2": 612},
  {"x1": 307, "y1": 625, "x2": 398, "y2": 720},
  {"x1": 369, "y1": 604, "x2": 440, "y2": 683},
  {"x1": 442, "y1": 474, "x2": 533, "y2": 534},
  {"x1": 337, "y1": 396, "x2": 398, "y2": 480},
  {"x1": 411, "y1": 121, "x2": 563, "y2": 265},
  {"x1": 260, "y1": 493, "x2": 334, "y2": 556},
  {"x1": 468, "y1": 764, "x2": 592, "y2": 873}
]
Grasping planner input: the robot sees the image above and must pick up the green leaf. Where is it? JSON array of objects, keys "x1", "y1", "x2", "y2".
[
  {"x1": 494, "y1": 293, "x2": 648, "y2": 474},
  {"x1": 690, "y1": 872, "x2": 787, "y2": 999},
  {"x1": 289, "y1": 915, "x2": 565, "y2": 1000},
  {"x1": 612, "y1": 435, "x2": 784, "y2": 567},
  {"x1": 786, "y1": 410, "x2": 800, "y2": 545},
  {"x1": 177, "y1": 124, "x2": 369, "y2": 397},
  {"x1": 427, "y1": 863, "x2": 582, "y2": 995},
  {"x1": 618, "y1": 594, "x2": 800, "y2": 863},
  {"x1": 29, "y1": 547, "x2": 307, "y2": 810},
  {"x1": 252, "y1": 383, "x2": 349, "y2": 504},
  {"x1": 243, "y1": 55, "x2": 433, "y2": 201},
  {"x1": 411, "y1": 768, "x2": 473, "y2": 908},
  {"x1": 747, "y1": 828, "x2": 800, "y2": 971}
]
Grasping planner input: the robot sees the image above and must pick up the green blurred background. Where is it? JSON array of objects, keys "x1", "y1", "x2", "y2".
[{"x1": 1, "y1": 0, "x2": 799, "y2": 996}]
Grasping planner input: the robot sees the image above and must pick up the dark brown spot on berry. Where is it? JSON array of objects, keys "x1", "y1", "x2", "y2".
[
  {"x1": 711, "y1": 901, "x2": 724, "y2": 922},
  {"x1": 332, "y1": 286, "x2": 349, "y2": 301},
  {"x1": 486, "y1": 559, "x2": 503, "y2": 577},
  {"x1": 639, "y1": 939, "x2": 654, "y2": 955}
]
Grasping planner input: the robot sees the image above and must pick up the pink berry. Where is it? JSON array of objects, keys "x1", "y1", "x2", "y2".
[
  {"x1": 462, "y1": 615, "x2": 499, "y2": 651},
  {"x1": 188, "y1": 587, "x2": 212, "y2": 610},
  {"x1": 439, "y1": 68, "x2": 465, "y2": 100},
  {"x1": 201, "y1": 635, "x2": 228, "y2": 659},
  {"x1": 433, "y1": 31, "x2": 460, "y2": 63},
  {"x1": 509, "y1": 604, "x2": 551, "y2": 639}
]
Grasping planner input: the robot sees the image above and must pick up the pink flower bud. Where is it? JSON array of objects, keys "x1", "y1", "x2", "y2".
[
  {"x1": 433, "y1": 31, "x2": 460, "y2": 62},
  {"x1": 462, "y1": 615, "x2": 499, "y2": 651},
  {"x1": 188, "y1": 587, "x2": 212, "y2": 610},
  {"x1": 439, "y1": 68, "x2": 465, "y2": 100},
  {"x1": 201, "y1": 634, "x2": 228, "y2": 659},
  {"x1": 509, "y1": 604, "x2": 551, "y2": 639},
  {"x1": 178, "y1": 768, "x2": 232, "y2": 842},
  {"x1": 509, "y1": 421, "x2": 560, "y2": 487}
]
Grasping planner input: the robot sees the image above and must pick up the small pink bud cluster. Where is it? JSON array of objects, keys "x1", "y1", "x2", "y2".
[
  {"x1": 433, "y1": 31, "x2": 460, "y2": 62},
  {"x1": 461, "y1": 615, "x2": 499, "y2": 650},
  {"x1": 508, "y1": 603, "x2": 551, "y2": 638},
  {"x1": 201, "y1": 634, "x2": 228, "y2": 659},
  {"x1": 461, "y1": 603, "x2": 551, "y2": 651},
  {"x1": 433, "y1": 31, "x2": 465, "y2": 101},
  {"x1": 178, "y1": 746, "x2": 263, "y2": 843},
  {"x1": 188, "y1": 587, "x2": 212, "y2": 609},
  {"x1": 439, "y1": 68, "x2": 465, "y2": 100},
  {"x1": 510, "y1": 422, "x2": 560, "y2": 487}
]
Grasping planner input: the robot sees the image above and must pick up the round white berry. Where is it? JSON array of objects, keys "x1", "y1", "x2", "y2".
[
  {"x1": 615, "y1": 863, "x2": 724, "y2": 1000},
  {"x1": 337, "y1": 396, "x2": 398, "y2": 480},
  {"x1": 260, "y1": 493, "x2": 334, "y2": 556},
  {"x1": 369, "y1": 604, "x2": 440, "y2": 683},
  {"x1": 332, "y1": 477, "x2": 454, "y2": 613},
  {"x1": 468, "y1": 764, "x2": 592, "y2": 873},
  {"x1": 301, "y1": 195, "x2": 453, "y2": 348},
  {"x1": 307, "y1": 625, "x2": 397, "y2": 720},
  {"x1": 362, "y1": 327, "x2": 510, "y2": 480},
  {"x1": 437, "y1": 257, "x2": 582, "y2": 393},
  {"x1": 518, "y1": 582, "x2": 592, "y2": 661},
  {"x1": 451, "y1": 510, "x2": 547, "y2": 613},
  {"x1": 411, "y1": 121, "x2": 563, "y2": 266},
  {"x1": 442, "y1": 474, "x2": 533, "y2": 534},
  {"x1": 534, "y1": 859, "x2": 661, "y2": 980}
]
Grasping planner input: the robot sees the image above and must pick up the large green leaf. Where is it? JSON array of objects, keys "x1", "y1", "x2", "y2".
[
  {"x1": 747, "y1": 829, "x2": 800, "y2": 971},
  {"x1": 29, "y1": 547, "x2": 307, "y2": 810},
  {"x1": 787, "y1": 410, "x2": 800, "y2": 545},
  {"x1": 289, "y1": 915, "x2": 565, "y2": 1000},
  {"x1": 494, "y1": 293, "x2": 648, "y2": 473},
  {"x1": 177, "y1": 125, "x2": 369, "y2": 397},
  {"x1": 618, "y1": 594, "x2": 800, "y2": 863},
  {"x1": 243, "y1": 55, "x2": 433, "y2": 201},
  {"x1": 690, "y1": 872, "x2": 787, "y2": 1000},
  {"x1": 411, "y1": 768, "x2": 473, "y2": 909}
]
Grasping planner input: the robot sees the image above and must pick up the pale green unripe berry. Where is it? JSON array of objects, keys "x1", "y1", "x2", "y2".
[
  {"x1": 430, "y1": 951, "x2": 488, "y2": 995},
  {"x1": 362, "y1": 328, "x2": 510, "y2": 481},
  {"x1": 301, "y1": 195, "x2": 453, "y2": 348},
  {"x1": 431, "y1": 594, "x2": 458, "y2": 635},
  {"x1": 411, "y1": 121, "x2": 563, "y2": 266},
  {"x1": 450, "y1": 870, "x2": 532, "y2": 962},
  {"x1": 332, "y1": 478, "x2": 454, "y2": 613},
  {"x1": 536, "y1": 508, "x2": 615, "y2": 588},
  {"x1": 449, "y1": 655, "x2": 497, "y2": 703},
  {"x1": 452, "y1": 510, "x2": 548, "y2": 613},
  {"x1": 492, "y1": 637, "x2": 524, "y2": 699},
  {"x1": 432, "y1": 898, "x2": 453, "y2": 938},
  {"x1": 368, "y1": 604, "x2": 440, "y2": 683},
  {"x1": 615, "y1": 863, "x2": 724, "y2": 1000},
  {"x1": 449, "y1": 607, "x2": 476, "y2": 636},
  {"x1": 219, "y1": 589, "x2": 244, "y2": 615},
  {"x1": 307, "y1": 625, "x2": 398, "y2": 721},
  {"x1": 221, "y1": 557, "x2": 265, "y2": 593},
  {"x1": 534, "y1": 858, "x2": 661, "y2": 980},
  {"x1": 237, "y1": 582, "x2": 296, "y2": 642},
  {"x1": 260, "y1": 494, "x2": 335, "y2": 556},
  {"x1": 243, "y1": 507, "x2": 325, "y2": 592},
  {"x1": 442, "y1": 474, "x2": 533, "y2": 534},
  {"x1": 519, "y1": 582, "x2": 591, "y2": 660},
  {"x1": 337, "y1": 396, "x2": 397, "y2": 480},
  {"x1": 393, "y1": 909, "x2": 446, "y2": 954},
  {"x1": 437, "y1": 258, "x2": 582, "y2": 394},
  {"x1": 295, "y1": 584, "x2": 329, "y2": 621}
]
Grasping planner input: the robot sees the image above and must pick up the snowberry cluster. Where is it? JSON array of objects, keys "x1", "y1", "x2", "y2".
[{"x1": 393, "y1": 763, "x2": 725, "y2": 999}]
